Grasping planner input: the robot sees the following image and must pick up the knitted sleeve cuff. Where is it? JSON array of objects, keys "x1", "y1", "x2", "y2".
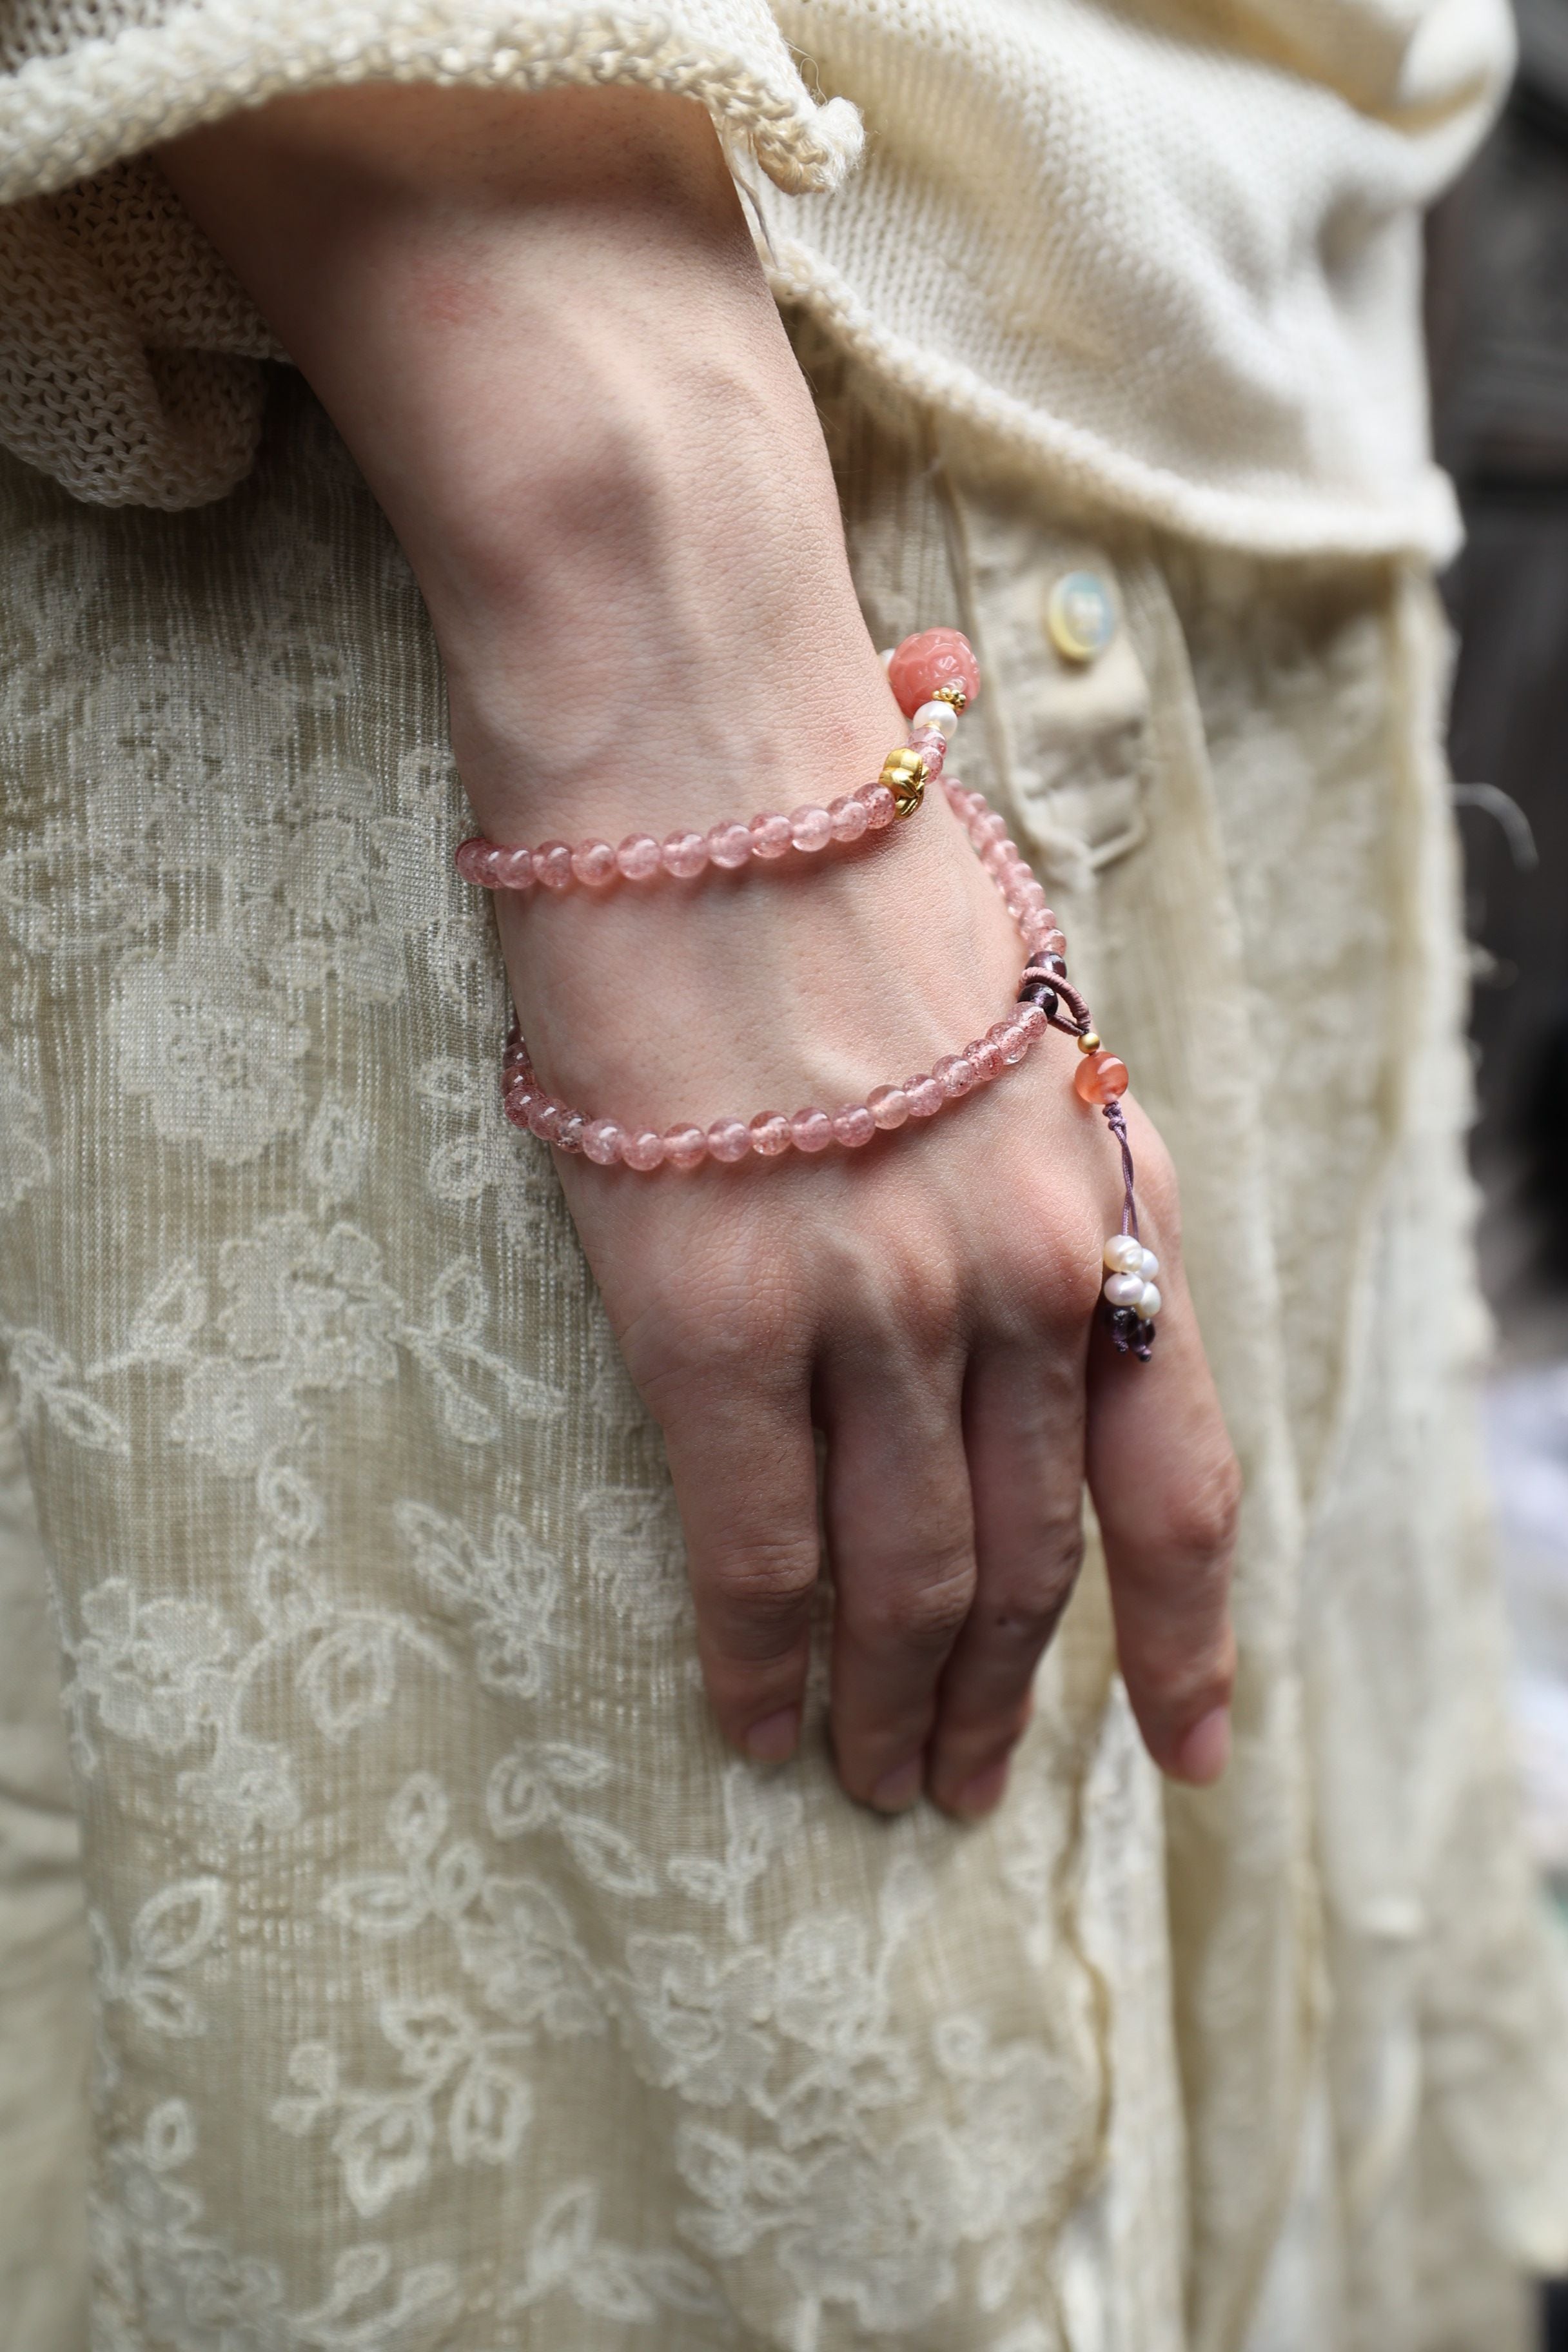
[{"x1": 0, "y1": 0, "x2": 863, "y2": 507}]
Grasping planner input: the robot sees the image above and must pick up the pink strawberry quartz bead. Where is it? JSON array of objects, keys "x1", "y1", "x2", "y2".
[
  {"x1": 749, "y1": 1112, "x2": 792, "y2": 1156},
  {"x1": 582, "y1": 1118, "x2": 625, "y2": 1164},
  {"x1": 622, "y1": 1130, "x2": 666, "y2": 1172},
  {"x1": 706, "y1": 1117, "x2": 752, "y2": 1162},
  {"x1": 749, "y1": 813, "x2": 793, "y2": 859},
  {"x1": 616, "y1": 834, "x2": 662, "y2": 881},
  {"x1": 707, "y1": 821, "x2": 754, "y2": 870},
  {"x1": 904, "y1": 1074, "x2": 944, "y2": 1118},
  {"x1": 789, "y1": 1108, "x2": 834, "y2": 1153},
  {"x1": 662, "y1": 830, "x2": 709, "y2": 879},
  {"x1": 868, "y1": 1084, "x2": 910, "y2": 1129},
  {"x1": 828, "y1": 794, "x2": 870, "y2": 843},
  {"x1": 888, "y1": 629, "x2": 981, "y2": 720},
  {"x1": 832, "y1": 1102, "x2": 877, "y2": 1148},
  {"x1": 663, "y1": 1124, "x2": 709, "y2": 1170},
  {"x1": 571, "y1": 838, "x2": 618, "y2": 888},
  {"x1": 534, "y1": 841, "x2": 574, "y2": 890},
  {"x1": 861, "y1": 782, "x2": 897, "y2": 829},
  {"x1": 789, "y1": 805, "x2": 834, "y2": 854}
]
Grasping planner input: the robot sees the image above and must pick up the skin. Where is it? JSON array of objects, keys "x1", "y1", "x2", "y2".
[{"x1": 159, "y1": 83, "x2": 1240, "y2": 1819}]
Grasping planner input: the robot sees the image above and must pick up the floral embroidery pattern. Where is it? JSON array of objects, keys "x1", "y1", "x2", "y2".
[
  {"x1": 393, "y1": 1501, "x2": 561, "y2": 1701},
  {"x1": 0, "y1": 1044, "x2": 48, "y2": 1215},
  {"x1": 94, "y1": 2099, "x2": 463, "y2": 2351},
  {"x1": 90, "y1": 1879, "x2": 226, "y2": 2041},
  {"x1": 81, "y1": 1218, "x2": 564, "y2": 1476},
  {"x1": 56, "y1": 1464, "x2": 451, "y2": 1838}
]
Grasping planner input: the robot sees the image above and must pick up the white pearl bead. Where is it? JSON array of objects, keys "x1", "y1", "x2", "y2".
[
  {"x1": 1137, "y1": 1282, "x2": 1162, "y2": 1320},
  {"x1": 1104, "y1": 1272, "x2": 1145, "y2": 1308},
  {"x1": 913, "y1": 699, "x2": 959, "y2": 740},
  {"x1": 878, "y1": 647, "x2": 897, "y2": 671},
  {"x1": 1138, "y1": 1249, "x2": 1159, "y2": 1280},
  {"x1": 1103, "y1": 1234, "x2": 1142, "y2": 1274}
]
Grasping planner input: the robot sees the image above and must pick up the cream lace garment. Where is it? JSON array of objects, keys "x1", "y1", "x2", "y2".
[{"x1": 2, "y1": 344, "x2": 1567, "y2": 2350}]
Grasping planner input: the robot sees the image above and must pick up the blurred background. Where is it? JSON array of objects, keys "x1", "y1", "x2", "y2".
[{"x1": 1427, "y1": 2, "x2": 1568, "y2": 2337}]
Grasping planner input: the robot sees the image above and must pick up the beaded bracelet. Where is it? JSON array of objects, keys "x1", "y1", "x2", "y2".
[
  {"x1": 454, "y1": 628, "x2": 979, "y2": 896},
  {"x1": 497, "y1": 767, "x2": 1161, "y2": 1358}
]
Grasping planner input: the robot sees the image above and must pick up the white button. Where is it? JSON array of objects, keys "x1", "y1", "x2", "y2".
[{"x1": 1046, "y1": 571, "x2": 1117, "y2": 665}]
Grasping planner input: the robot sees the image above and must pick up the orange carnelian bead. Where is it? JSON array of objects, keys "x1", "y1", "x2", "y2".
[{"x1": 1073, "y1": 1050, "x2": 1129, "y2": 1106}]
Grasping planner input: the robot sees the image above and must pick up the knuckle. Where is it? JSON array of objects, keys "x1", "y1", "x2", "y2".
[
  {"x1": 984, "y1": 1556, "x2": 1083, "y2": 1650},
  {"x1": 846, "y1": 1549, "x2": 977, "y2": 1654},
  {"x1": 704, "y1": 1535, "x2": 819, "y2": 1638},
  {"x1": 1141, "y1": 1620, "x2": 1237, "y2": 1721},
  {"x1": 1162, "y1": 1448, "x2": 1243, "y2": 1571}
]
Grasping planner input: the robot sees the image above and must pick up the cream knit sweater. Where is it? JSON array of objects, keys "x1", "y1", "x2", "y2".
[{"x1": 0, "y1": 0, "x2": 1512, "y2": 553}]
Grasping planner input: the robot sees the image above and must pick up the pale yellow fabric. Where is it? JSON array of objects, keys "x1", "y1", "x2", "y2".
[
  {"x1": 1, "y1": 358, "x2": 1565, "y2": 2351},
  {"x1": 0, "y1": 0, "x2": 1509, "y2": 551}
]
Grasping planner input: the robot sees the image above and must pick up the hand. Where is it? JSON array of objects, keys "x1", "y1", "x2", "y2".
[{"x1": 161, "y1": 80, "x2": 1240, "y2": 1814}]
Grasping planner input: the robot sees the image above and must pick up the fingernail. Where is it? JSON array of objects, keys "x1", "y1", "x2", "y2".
[
  {"x1": 745, "y1": 1707, "x2": 799, "y2": 1764},
  {"x1": 870, "y1": 1758, "x2": 923, "y2": 1814},
  {"x1": 951, "y1": 1756, "x2": 1010, "y2": 1819},
  {"x1": 1174, "y1": 1706, "x2": 1231, "y2": 1786}
]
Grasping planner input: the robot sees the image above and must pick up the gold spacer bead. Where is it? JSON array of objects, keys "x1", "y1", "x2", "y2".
[
  {"x1": 932, "y1": 682, "x2": 968, "y2": 712},
  {"x1": 881, "y1": 746, "x2": 928, "y2": 818},
  {"x1": 1077, "y1": 1031, "x2": 1101, "y2": 1055}
]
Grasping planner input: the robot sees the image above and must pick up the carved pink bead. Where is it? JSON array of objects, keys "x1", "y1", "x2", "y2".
[
  {"x1": 663, "y1": 1124, "x2": 709, "y2": 1170},
  {"x1": 789, "y1": 1108, "x2": 833, "y2": 1153},
  {"x1": 582, "y1": 1118, "x2": 625, "y2": 1164},
  {"x1": 933, "y1": 1054, "x2": 977, "y2": 1098},
  {"x1": 887, "y1": 628, "x2": 981, "y2": 720},
  {"x1": 868, "y1": 1084, "x2": 910, "y2": 1129},
  {"x1": 828, "y1": 794, "x2": 870, "y2": 843},
  {"x1": 707, "y1": 821, "x2": 754, "y2": 870},
  {"x1": 832, "y1": 1103, "x2": 876, "y2": 1148},
  {"x1": 749, "y1": 1112, "x2": 792, "y2": 1156},
  {"x1": 860, "y1": 783, "x2": 897, "y2": 830},
  {"x1": 534, "y1": 841, "x2": 574, "y2": 890},
  {"x1": 749, "y1": 812, "x2": 793, "y2": 859},
  {"x1": 904, "y1": 1075, "x2": 944, "y2": 1118},
  {"x1": 662, "y1": 830, "x2": 709, "y2": 879},
  {"x1": 622, "y1": 1130, "x2": 666, "y2": 1171},
  {"x1": 495, "y1": 845, "x2": 536, "y2": 890},
  {"x1": 706, "y1": 1117, "x2": 752, "y2": 1162},
  {"x1": 789, "y1": 805, "x2": 833, "y2": 854},
  {"x1": 571, "y1": 839, "x2": 617, "y2": 888},
  {"x1": 616, "y1": 834, "x2": 662, "y2": 881}
]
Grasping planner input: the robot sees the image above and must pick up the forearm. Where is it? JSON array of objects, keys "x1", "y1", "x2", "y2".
[
  {"x1": 161, "y1": 83, "x2": 890, "y2": 844},
  {"x1": 161, "y1": 82, "x2": 1018, "y2": 1113}
]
